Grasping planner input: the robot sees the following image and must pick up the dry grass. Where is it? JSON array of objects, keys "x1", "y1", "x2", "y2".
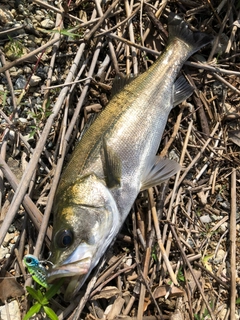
[{"x1": 0, "y1": 0, "x2": 240, "y2": 319}]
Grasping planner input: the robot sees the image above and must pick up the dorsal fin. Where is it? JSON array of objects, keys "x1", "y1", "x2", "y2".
[{"x1": 111, "y1": 73, "x2": 136, "y2": 97}]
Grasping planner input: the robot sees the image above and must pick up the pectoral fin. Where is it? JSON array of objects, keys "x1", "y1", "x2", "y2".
[
  {"x1": 140, "y1": 157, "x2": 181, "y2": 191},
  {"x1": 101, "y1": 139, "x2": 122, "y2": 189},
  {"x1": 173, "y1": 76, "x2": 194, "y2": 107}
]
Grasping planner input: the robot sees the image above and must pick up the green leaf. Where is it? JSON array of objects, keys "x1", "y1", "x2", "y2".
[
  {"x1": 26, "y1": 287, "x2": 42, "y2": 303},
  {"x1": 45, "y1": 279, "x2": 64, "y2": 300},
  {"x1": 23, "y1": 303, "x2": 42, "y2": 320},
  {"x1": 0, "y1": 90, "x2": 7, "y2": 107},
  {"x1": 60, "y1": 29, "x2": 82, "y2": 38},
  {"x1": 38, "y1": 27, "x2": 82, "y2": 38},
  {"x1": 43, "y1": 306, "x2": 59, "y2": 320},
  {"x1": 36, "y1": 289, "x2": 45, "y2": 303},
  {"x1": 41, "y1": 295, "x2": 49, "y2": 306}
]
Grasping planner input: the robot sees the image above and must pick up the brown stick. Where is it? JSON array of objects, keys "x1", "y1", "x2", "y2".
[
  {"x1": 0, "y1": 41, "x2": 86, "y2": 247},
  {"x1": 175, "y1": 122, "x2": 220, "y2": 190},
  {"x1": 230, "y1": 169, "x2": 236, "y2": 319},
  {"x1": 84, "y1": 0, "x2": 120, "y2": 41},
  {"x1": 160, "y1": 108, "x2": 183, "y2": 157},
  {"x1": 148, "y1": 189, "x2": 178, "y2": 286},
  {"x1": 170, "y1": 225, "x2": 216, "y2": 320},
  {"x1": 0, "y1": 155, "x2": 52, "y2": 243}
]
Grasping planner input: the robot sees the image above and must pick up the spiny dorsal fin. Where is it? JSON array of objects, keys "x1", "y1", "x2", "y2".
[{"x1": 111, "y1": 73, "x2": 136, "y2": 97}]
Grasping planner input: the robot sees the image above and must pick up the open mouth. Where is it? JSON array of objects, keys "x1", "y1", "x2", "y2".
[
  {"x1": 47, "y1": 258, "x2": 91, "y2": 301},
  {"x1": 47, "y1": 258, "x2": 91, "y2": 283}
]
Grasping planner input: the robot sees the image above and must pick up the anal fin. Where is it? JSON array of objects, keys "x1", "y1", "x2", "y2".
[
  {"x1": 173, "y1": 75, "x2": 194, "y2": 107},
  {"x1": 140, "y1": 157, "x2": 181, "y2": 191}
]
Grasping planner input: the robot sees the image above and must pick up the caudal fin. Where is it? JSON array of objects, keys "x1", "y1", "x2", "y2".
[{"x1": 168, "y1": 13, "x2": 213, "y2": 54}]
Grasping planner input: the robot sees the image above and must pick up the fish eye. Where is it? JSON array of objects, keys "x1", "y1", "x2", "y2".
[{"x1": 56, "y1": 229, "x2": 74, "y2": 249}]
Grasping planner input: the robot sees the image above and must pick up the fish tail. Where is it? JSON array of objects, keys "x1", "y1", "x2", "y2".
[{"x1": 168, "y1": 13, "x2": 213, "y2": 54}]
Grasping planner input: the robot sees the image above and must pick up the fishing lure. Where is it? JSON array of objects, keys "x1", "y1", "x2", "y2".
[{"x1": 23, "y1": 254, "x2": 50, "y2": 288}]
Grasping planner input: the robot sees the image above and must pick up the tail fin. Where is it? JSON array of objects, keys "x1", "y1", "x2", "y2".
[{"x1": 168, "y1": 13, "x2": 213, "y2": 54}]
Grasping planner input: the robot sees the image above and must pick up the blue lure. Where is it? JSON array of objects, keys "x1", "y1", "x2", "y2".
[{"x1": 23, "y1": 254, "x2": 50, "y2": 288}]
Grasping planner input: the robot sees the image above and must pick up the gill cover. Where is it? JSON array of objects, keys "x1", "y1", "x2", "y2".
[{"x1": 49, "y1": 173, "x2": 120, "y2": 279}]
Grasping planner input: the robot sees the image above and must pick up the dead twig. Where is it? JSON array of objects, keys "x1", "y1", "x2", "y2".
[
  {"x1": 96, "y1": 5, "x2": 140, "y2": 38},
  {"x1": 32, "y1": 0, "x2": 86, "y2": 23},
  {"x1": 162, "y1": 110, "x2": 193, "y2": 244},
  {"x1": 207, "y1": 0, "x2": 232, "y2": 61},
  {"x1": 84, "y1": 0, "x2": 120, "y2": 41},
  {"x1": 170, "y1": 225, "x2": 216, "y2": 320},
  {"x1": 33, "y1": 13, "x2": 63, "y2": 257},
  {"x1": 105, "y1": 31, "x2": 159, "y2": 56},
  {"x1": 0, "y1": 155, "x2": 52, "y2": 243},
  {"x1": 148, "y1": 188, "x2": 178, "y2": 286},
  {"x1": 192, "y1": 93, "x2": 210, "y2": 138},
  {"x1": 194, "y1": 262, "x2": 229, "y2": 290},
  {"x1": 0, "y1": 40, "x2": 86, "y2": 247},
  {"x1": 160, "y1": 107, "x2": 183, "y2": 157},
  {"x1": 175, "y1": 122, "x2": 220, "y2": 190},
  {"x1": 212, "y1": 72, "x2": 240, "y2": 95},
  {"x1": 144, "y1": 3, "x2": 168, "y2": 40},
  {"x1": 230, "y1": 169, "x2": 236, "y2": 319},
  {"x1": 125, "y1": 0, "x2": 138, "y2": 75},
  {"x1": 185, "y1": 61, "x2": 240, "y2": 76}
]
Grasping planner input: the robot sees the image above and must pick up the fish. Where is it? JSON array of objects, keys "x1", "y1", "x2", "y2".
[
  {"x1": 47, "y1": 13, "x2": 212, "y2": 301},
  {"x1": 24, "y1": 254, "x2": 49, "y2": 288}
]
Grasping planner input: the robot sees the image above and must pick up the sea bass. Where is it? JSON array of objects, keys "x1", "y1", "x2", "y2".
[{"x1": 47, "y1": 14, "x2": 212, "y2": 300}]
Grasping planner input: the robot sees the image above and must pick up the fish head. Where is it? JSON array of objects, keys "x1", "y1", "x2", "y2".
[{"x1": 47, "y1": 173, "x2": 120, "y2": 300}]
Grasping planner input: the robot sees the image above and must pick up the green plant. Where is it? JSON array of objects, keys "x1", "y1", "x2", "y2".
[
  {"x1": 28, "y1": 104, "x2": 52, "y2": 122},
  {"x1": 28, "y1": 103, "x2": 53, "y2": 137},
  {"x1": 0, "y1": 90, "x2": 7, "y2": 107},
  {"x1": 6, "y1": 36, "x2": 25, "y2": 58},
  {"x1": 151, "y1": 243, "x2": 158, "y2": 262},
  {"x1": 39, "y1": 27, "x2": 83, "y2": 40},
  {"x1": 194, "y1": 309, "x2": 211, "y2": 320},
  {"x1": 28, "y1": 125, "x2": 38, "y2": 138},
  {"x1": 196, "y1": 208, "x2": 202, "y2": 217},
  {"x1": 177, "y1": 267, "x2": 185, "y2": 283},
  {"x1": 194, "y1": 301, "x2": 213, "y2": 320},
  {"x1": 24, "y1": 279, "x2": 64, "y2": 320}
]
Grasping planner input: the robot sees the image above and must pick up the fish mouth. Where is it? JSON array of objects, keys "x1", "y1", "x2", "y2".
[
  {"x1": 47, "y1": 257, "x2": 91, "y2": 282},
  {"x1": 47, "y1": 258, "x2": 91, "y2": 301},
  {"x1": 47, "y1": 244, "x2": 95, "y2": 300}
]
